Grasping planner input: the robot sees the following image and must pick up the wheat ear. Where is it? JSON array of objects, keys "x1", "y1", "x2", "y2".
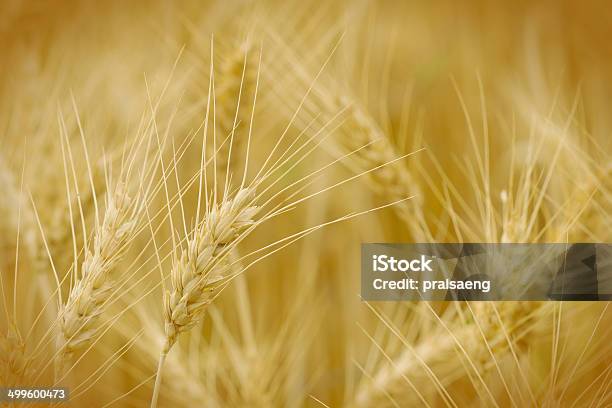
[
  {"x1": 151, "y1": 187, "x2": 258, "y2": 407},
  {"x1": 335, "y1": 96, "x2": 422, "y2": 227},
  {"x1": 164, "y1": 187, "x2": 257, "y2": 349},
  {"x1": 262, "y1": 37, "x2": 423, "y2": 234},
  {"x1": 55, "y1": 183, "x2": 140, "y2": 379}
]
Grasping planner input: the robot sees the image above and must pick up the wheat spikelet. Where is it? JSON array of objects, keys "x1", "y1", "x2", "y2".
[{"x1": 55, "y1": 182, "x2": 140, "y2": 378}]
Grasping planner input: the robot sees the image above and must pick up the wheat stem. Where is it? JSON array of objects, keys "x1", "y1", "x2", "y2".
[{"x1": 150, "y1": 343, "x2": 169, "y2": 408}]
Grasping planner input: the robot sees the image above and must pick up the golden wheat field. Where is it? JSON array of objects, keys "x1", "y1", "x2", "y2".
[{"x1": 0, "y1": 1, "x2": 611, "y2": 407}]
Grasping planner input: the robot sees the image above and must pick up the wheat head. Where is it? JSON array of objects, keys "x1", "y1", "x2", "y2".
[
  {"x1": 163, "y1": 187, "x2": 258, "y2": 352},
  {"x1": 55, "y1": 183, "x2": 139, "y2": 378},
  {"x1": 150, "y1": 186, "x2": 258, "y2": 407}
]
